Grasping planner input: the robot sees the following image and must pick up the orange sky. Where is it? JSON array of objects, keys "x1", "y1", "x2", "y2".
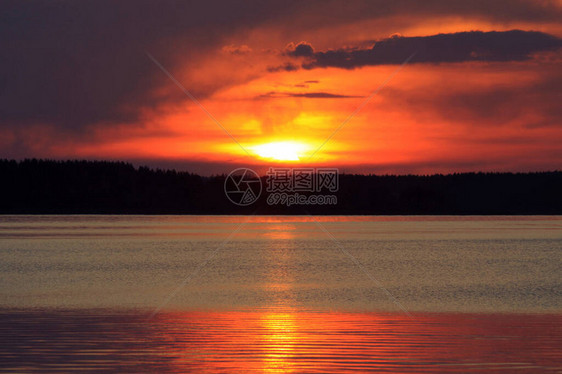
[{"x1": 1, "y1": 1, "x2": 561, "y2": 174}]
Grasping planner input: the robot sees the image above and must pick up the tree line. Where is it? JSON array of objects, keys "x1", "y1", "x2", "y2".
[{"x1": 1, "y1": 159, "x2": 561, "y2": 214}]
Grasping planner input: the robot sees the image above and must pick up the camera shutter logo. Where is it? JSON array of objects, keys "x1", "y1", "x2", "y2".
[{"x1": 224, "y1": 168, "x2": 262, "y2": 206}]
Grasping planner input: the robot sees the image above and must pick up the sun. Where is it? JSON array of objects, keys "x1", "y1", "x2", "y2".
[{"x1": 251, "y1": 141, "x2": 310, "y2": 161}]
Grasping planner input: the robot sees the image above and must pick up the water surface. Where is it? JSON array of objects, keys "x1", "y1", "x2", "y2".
[{"x1": 0, "y1": 215, "x2": 560, "y2": 372}]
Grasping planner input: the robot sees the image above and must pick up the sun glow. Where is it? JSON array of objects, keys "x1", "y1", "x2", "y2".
[{"x1": 251, "y1": 141, "x2": 310, "y2": 161}]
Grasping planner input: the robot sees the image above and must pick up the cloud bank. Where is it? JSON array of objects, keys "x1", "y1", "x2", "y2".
[{"x1": 282, "y1": 30, "x2": 562, "y2": 70}]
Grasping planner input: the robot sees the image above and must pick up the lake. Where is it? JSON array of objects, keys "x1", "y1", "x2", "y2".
[{"x1": 0, "y1": 215, "x2": 561, "y2": 372}]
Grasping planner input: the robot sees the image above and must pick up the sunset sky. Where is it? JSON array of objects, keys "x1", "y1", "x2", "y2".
[{"x1": 1, "y1": 0, "x2": 561, "y2": 175}]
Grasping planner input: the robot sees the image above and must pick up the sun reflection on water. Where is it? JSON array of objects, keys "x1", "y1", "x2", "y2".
[{"x1": 260, "y1": 311, "x2": 298, "y2": 373}]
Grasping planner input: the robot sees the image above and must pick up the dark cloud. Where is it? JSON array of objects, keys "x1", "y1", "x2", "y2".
[
  {"x1": 256, "y1": 91, "x2": 361, "y2": 99},
  {"x1": 267, "y1": 63, "x2": 300, "y2": 72},
  {"x1": 294, "y1": 80, "x2": 319, "y2": 88},
  {"x1": 290, "y1": 92, "x2": 361, "y2": 99},
  {"x1": 284, "y1": 30, "x2": 562, "y2": 70},
  {"x1": 287, "y1": 42, "x2": 314, "y2": 57}
]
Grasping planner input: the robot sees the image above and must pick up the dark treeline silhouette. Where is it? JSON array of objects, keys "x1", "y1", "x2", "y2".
[{"x1": 1, "y1": 159, "x2": 561, "y2": 214}]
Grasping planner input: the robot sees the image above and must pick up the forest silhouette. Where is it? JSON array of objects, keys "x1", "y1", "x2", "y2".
[{"x1": 1, "y1": 159, "x2": 561, "y2": 214}]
